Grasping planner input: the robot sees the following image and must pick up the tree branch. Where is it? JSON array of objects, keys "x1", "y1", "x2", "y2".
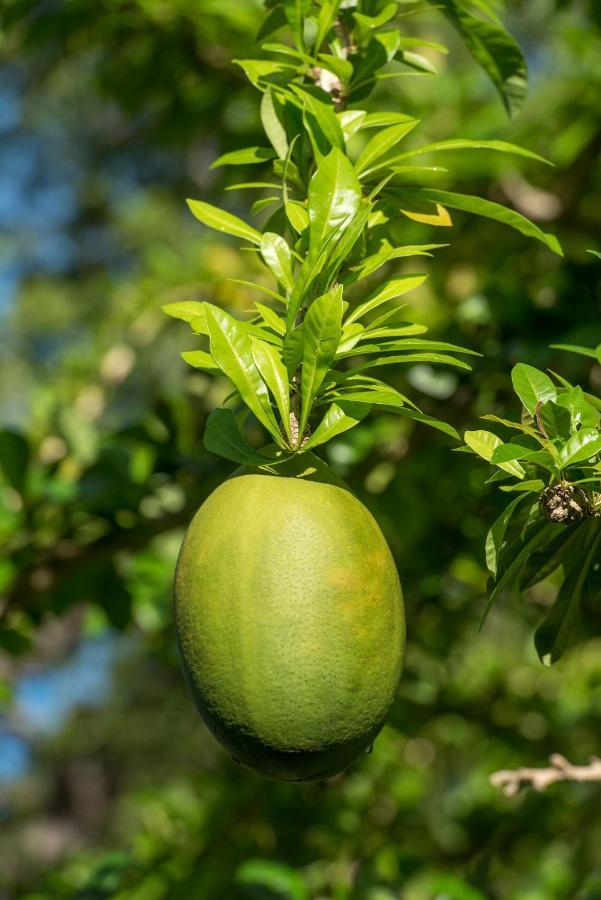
[{"x1": 490, "y1": 754, "x2": 601, "y2": 796}]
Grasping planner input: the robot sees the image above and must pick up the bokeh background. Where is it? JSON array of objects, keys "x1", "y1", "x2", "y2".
[{"x1": 1, "y1": 1, "x2": 600, "y2": 897}]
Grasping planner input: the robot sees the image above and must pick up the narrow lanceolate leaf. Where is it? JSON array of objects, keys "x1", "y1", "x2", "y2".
[
  {"x1": 346, "y1": 275, "x2": 427, "y2": 324},
  {"x1": 301, "y1": 90, "x2": 346, "y2": 156},
  {"x1": 282, "y1": 324, "x2": 304, "y2": 377},
  {"x1": 430, "y1": 0, "x2": 528, "y2": 119},
  {"x1": 204, "y1": 305, "x2": 283, "y2": 443},
  {"x1": 559, "y1": 430, "x2": 601, "y2": 468},
  {"x1": 162, "y1": 301, "x2": 206, "y2": 323},
  {"x1": 345, "y1": 243, "x2": 447, "y2": 284},
  {"x1": 187, "y1": 199, "x2": 262, "y2": 246},
  {"x1": 355, "y1": 120, "x2": 419, "y2": 177},
  {"x1": 260, "y1": 90, "x2": 289, "y2": 159},
  {"x1": 283, "y1": 0, "x2": 312, "y2": 49},
  {"x1": 260, "y1": 233, "x2": 295, "y2": 293},
  {"x1": 210, "y1": 147, "x2": 277, "y2": 169},
  {"x1": 484, "y1": 521, "x2": 555, "y2": 624},
  {"x1": 181, "y1": 350, "x2": 220, "y2": 372},
  {"x1": 204, "y1": 408, "x2": 281, "y2": 467},
  {"x1": 300, "y1": 287, "x2": 344, "y2": 435},
  {"x1": 390, "y1": 188, "x2": 563, "y2": 256},
  {"x1": 464, "y1": 430, "x2": 525, "y2": 478},
  {"x1": 251, "y1": 338, "x2": 291, "y2": 442},
  {"x1": 254, "y1": 303, "x2": 286, "y2": 336},
  {"x1": 392, "y1": 139, "x2": 549, "y2": 166},
  {"x1": 511, "y1": 363, "x2": 557, "y2": 416},
  {"x1": 303, "y1": 401, "x2": 369, "y2": 450},
  {"x1": 485, "y1": 494, "x2": 527, "y2": 577},
  {"x1": 534, "y1": 525, "x2": 601, "y2": 665},
  {"x1": 551, "y1": 342, "x2": 601, "y2": 363},
  {"x1": 308, "y1": 147, "x2": 363, "y2": 256}
]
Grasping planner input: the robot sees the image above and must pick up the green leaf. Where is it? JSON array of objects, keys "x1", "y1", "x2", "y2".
[
  {"x1": 559, "y1": 429, "x2": 601, "y2": 468},
  {"x1": 485, "y1": 494, "x2": 528, "y2": 577},
  {"x1": 499, "y1": 479, "x2": 545, "y2": 493},
  {"x1": 282, "y1": 324, "x2": 305, "y2": 377},
  {"x1": 361, "y1": 112, "x2": 417, "y2": 129},
  {"x1": 480, "y1": 414, "x2": 542, "y2": 441},
  {"x1": 345, "y1": 275, "x2": 427, "y2": 324},
  {"x1": 355, "y1": 120, "x2": 419, "y2": 176},
  {"x1": 556, "y1": 387, "x2": 600, "y2": 429},
  {"x1": 587, "y1": 250, "x2": 601, "y2": 260},
  {"x1": 392, "y1": 138, "x2": 549, "y2": 166},
  {"x1": 490, "y1": 443, "x2": 533, "y2": 464},
  {"x1": 538, "y1": 400, "x2": 571, "y2": 439},
  {"x1": 303, "y1": 401, "x2": 369, "y2": 449},
  {"x1": 162, "y1": 301, "x2": 206, "y2": 323},
  {"x1": 300, "y1": 287, "x2": 344, "y2": 434},
  {"x1": 234, "y1": 58, "x2": 296, "y2": 88},
  {"x1": 345, "y1": 243, "x2": 446, "y2": 284},
  {"x1": 187, "y1": 199, "x2": 262, "y2": 246},
  {"x1": 204, "y1": 305, "x2": 283, "y2": 443},
  {"x1": 260, "y1": 90, "x2": 289, "y2": 160},
  {"x1": 389, "y1": 188, "x2": 563, "y2": 256},
  {"x1": 484, "y1": 520, "x2": 555, "y2": 623},
  {"x1": 257, "y1": 6, "x2": 288, "y2": 42},
  {"x1": 534, "y1": 525, "x2": 601, "y2": 665},
  {"x1": 338, "y1": 109, "x2": 367, "y2": 141},
  {"x1": 511, "y1": 363, "x2": 557, "y2": 415},
  {"x1": 251, "y1": 338, "x2": 291, "y2": 442},
  {"x1": 181, "y1": 350, "x2": 220, "y2": 372},
  {"x1": 204, "y1": 408, "x2": 279, "y2": 466},
  {"x1": 260, "y1": 233, "x2": 295, "y2": 292},
  {"x1": 551, "y1": 342, "x2": 601, "y2": 364},
  {"x1": 308, "y1": 147, "x2": 362, "y2": 257},
  {"x1": 254, "y1": 303, "x2": 286, "y2": 336},
  {"x1": 285, "y1": 200, "x2": 310, "y2": 234},
  {"x1": 345, "y1": 352, "x2": 472, "y2": 375},
  {"x1": 520, "y1": 522, "x2": 587, "y2": 591},
  {"x1": 338, "y1": 337, "x2": 476, "y2": 359},
  {"x1": 431, "y1": 0, "x2": 528, "y2": 119},
  {"x1": 464, "y1": 430, "x2": 525, "y2": 478},
  {"x1": 283, "y1": 0, "x2": 312, "y2": 49},
  {"x1": 314, "y1": 0, "x2": 342, "y2": 52},
  {"x1": 353, "y1": 4, "x2": 398, "y2": 34},
  {"x1": 210, "y1": 147, "x2": 276, "y2": 169},
  {"x1": 301, "y1": 90, "x2": 346, "y2": 156},
  {"x1": 227, "y1": 279, "x2": 286, "y2": 307}
]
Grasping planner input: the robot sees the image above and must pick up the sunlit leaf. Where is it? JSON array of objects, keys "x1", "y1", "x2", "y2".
[
  {"x1": 204, "y1": 408, "x2": 280, "y2": 466},
  {"x1": 390, "y1": 188, "x2": 563, "y2": 255},
  {"x1": 300, "y1": 286, "x2": 344, "y2": 433},
  {"x1": 303, "y1": 401, "x2": 369, "y2": 449},
  {"x1": 210, "y1": 147, "x2": 276, "y2": 169},
  {"x1": 511, "y1": 363, "x2": 557, "y2": 415},
  {"x1": 187, "y1": 199, "x2": 262, "y2": 245},
  {"x1": 205, "y1": 305, "x2": 283, "y2": 442},
  {"x1": 252, "y1": 338, "x2": 291, "y2": 442}
]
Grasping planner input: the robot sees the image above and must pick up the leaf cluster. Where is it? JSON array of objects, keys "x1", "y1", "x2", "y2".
[
  {"x1": 164, "y1": 0, "x2": 562, "y2": 464},
  {"x1": 462, "y1": 348, "x2": 601, "y2": 665}
]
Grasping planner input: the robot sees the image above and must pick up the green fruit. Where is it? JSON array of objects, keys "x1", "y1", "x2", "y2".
[{"x1": 174, "y1": 453, "x2": 404, "y2": 781}]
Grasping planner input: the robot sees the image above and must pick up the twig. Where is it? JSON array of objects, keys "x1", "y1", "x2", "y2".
[{"x1": 490, "y1": 754, "x2": 601, "y2": 796}]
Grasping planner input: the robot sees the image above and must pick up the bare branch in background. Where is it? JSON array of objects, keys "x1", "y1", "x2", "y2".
[{"x1": 490, "y1": 754, "x2": 601, "y2": 796}]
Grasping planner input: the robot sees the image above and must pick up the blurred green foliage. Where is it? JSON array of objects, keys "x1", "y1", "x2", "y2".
[{"x1": 0, "y1": 0, "x2": 600, "y2": 898}]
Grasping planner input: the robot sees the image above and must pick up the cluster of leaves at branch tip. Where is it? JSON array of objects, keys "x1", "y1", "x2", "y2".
[
  {"x1": 461, "y1": 343, "x2": 601, "y2": 666},
  {"x1": 163, "y1": 0, "x2": 562, "y2": 468}
]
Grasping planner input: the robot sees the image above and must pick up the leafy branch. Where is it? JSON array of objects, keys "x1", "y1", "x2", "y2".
[
  {"x1": 164, "y1": 0, "x2": 562, "y2": 465},
  {"x1": 462, "y1": 345, "x2": 601, "y2": 664}
]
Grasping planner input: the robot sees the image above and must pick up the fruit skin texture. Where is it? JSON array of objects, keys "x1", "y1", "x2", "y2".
[{"x1": 174, "y1": 455, "x2": 405, "y2": 781}]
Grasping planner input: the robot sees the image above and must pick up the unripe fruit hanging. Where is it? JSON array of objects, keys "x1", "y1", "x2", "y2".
[{"x1": 175, "y1": 456, "x2": 405, "y2": 781}]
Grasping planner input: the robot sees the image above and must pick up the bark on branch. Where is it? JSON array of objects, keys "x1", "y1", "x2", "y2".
[{"x1": 490, "y1": 754, "x2": 601, "y2": 796}]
